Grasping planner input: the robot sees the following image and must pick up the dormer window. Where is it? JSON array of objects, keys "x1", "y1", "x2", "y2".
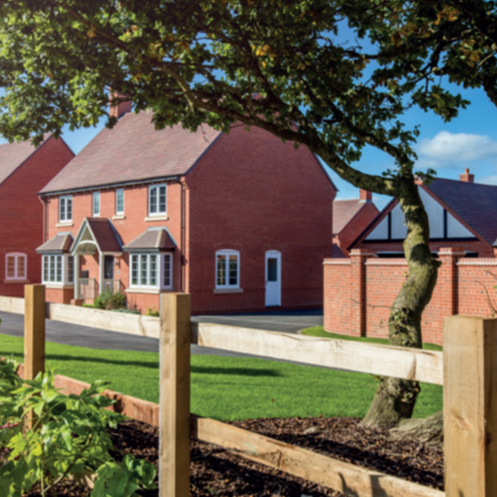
[
  {"x1": 93, "y1": 191, "x2": 101, "y2": 216},
  {"x1": 59, "y1": 195, "x2": 72, "y2": 223},
  {"x1": 149, "y1": 184, "x2": 167, "y2": 216}
]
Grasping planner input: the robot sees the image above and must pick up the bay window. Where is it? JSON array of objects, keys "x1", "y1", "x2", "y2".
[
  {"x1": 42, "y1": 255, "x2": 74, "y2": 285},
  {"x1": 130, "y1": 253, "x2": 172, "y2": 289}
]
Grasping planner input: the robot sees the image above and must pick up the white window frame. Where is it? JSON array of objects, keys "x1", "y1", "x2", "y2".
[
  {"x1": 59, "y1": 195, "x2": 72, "y2": 222},
  {"x1": 93, "y1": 191, "x2": 101, "y2": 217},
  {"x1": 5, "y1": 252, "x2": 27, "y2": 281},
  {"x1": 42, "y1": 255, "x2": 74, "y2": 285},
  {"x1": 215, "y1": 250, "x2": 240, "y2": 289},
  {"x1": 129, "y1": 253, "x2": 173, "y2": 290},
  {"x1": 116, "y1": 188, "x2": 124, "y2": 215},
  {"x1": 148, "y1": 184, "x2": 167, "y2": 216}
]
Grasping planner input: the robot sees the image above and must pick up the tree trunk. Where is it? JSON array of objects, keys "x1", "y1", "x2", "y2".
[{"x1": 361, "y1": 177, "x2": 440, "y2": 429}]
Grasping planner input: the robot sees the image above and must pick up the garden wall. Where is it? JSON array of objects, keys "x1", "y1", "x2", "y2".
[{"x1": 324, "y1": 247, "x2": 497, "y2": 345}]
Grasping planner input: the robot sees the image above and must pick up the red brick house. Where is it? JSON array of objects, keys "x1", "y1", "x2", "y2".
[
  {"x1": 332, "y1": 190, "x2": 379, "y2": 256},
  {"x1": 38, "y1": 105, "x2": 336, "y2": 314},
  {"x1": 323, "y1": 170, "x2": 497, "y2": 345},
  {"x1": 0, "y1": 136, "x2": 74, "y2": 298}
]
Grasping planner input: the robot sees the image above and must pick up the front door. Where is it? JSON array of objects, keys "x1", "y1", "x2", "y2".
[
  {"x1": 104, "y1": 255, "x2": 114, "y2": 280},
  {"x1": 265, "y1": 251, "x2": 281, "y2": 307}
]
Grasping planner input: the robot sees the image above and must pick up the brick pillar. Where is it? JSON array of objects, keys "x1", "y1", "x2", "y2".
[
  {"x1": 438, "y1": 247, "x2": 465, "y2": 317},
  {"x1": 350, "y1": 249, "x2": 377, "y2": 337}
]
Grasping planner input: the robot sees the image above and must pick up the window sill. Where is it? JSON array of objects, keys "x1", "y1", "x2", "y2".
[
  {"x1": 126, "y1": 287, "x2": 160, "y2": 294},
  {"x1": 145, "y1": 215, "x2": 169, "y2": 222},
  {"x1": 113, "y1": 214, "x2": 126, "y2": 220},
  {"x1": 43, "y1": 284, "x2": 74, "y2": 289},
  {"x1": 56, "y1": 222, "x2": 73, "y2": 228},
  {"x1": 214, "y1": 288, "x2": 243, "y2": 294},
  {"x1": 3, "y1": 279, "x2": 29, "y2": 284}
]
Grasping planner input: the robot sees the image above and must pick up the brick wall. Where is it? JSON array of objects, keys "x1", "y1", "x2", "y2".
[
  {"x1": 187, "y1": 125, "x2": 335, "y2": 314},
  {"x1": 0, "y1": 137, "x2": 74, "y2": 298},
  {"x1": 324, "y1": 248, "x2": 497, "y2": 345}
]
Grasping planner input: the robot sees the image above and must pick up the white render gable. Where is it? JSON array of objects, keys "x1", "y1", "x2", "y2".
[{"x1": 366, "y1": 187, "x2": 474, "y2": 241}]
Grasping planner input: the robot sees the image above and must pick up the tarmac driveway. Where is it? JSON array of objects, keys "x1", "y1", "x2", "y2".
[{"x1": 0, "y1": 309, "x2": 323, "y2": 357}]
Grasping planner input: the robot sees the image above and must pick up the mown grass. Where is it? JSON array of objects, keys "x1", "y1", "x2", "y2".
[{"x1": 0, "y1": 332, "x2": 442, "y2": 421}]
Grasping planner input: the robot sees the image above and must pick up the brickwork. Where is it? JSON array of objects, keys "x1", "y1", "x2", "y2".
[
  {"x1": 333, "y1": 202, "x2": 379, "y2": 255},
  {"x1": 186, "y1": 125, "x2": 335, "y2": 314},
  {"x1": 43, "y1": 124, "x2": 335, "y2": 314},
  {"x1": 0, "y1": 137, "x2": 74, "y2": 298},
  {"x1": 324, "y1": 249, "x2": 497, "y2": 345}
]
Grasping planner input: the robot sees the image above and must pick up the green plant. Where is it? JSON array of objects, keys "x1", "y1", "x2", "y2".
[
  {"x1": 145, "y1": 307, "x2": 159, "y2": 317},
  {"x1": 0, "y1": 358, "x2": 156, "y2": 497},
  {"x1": 93, "y1": 290, "x2": 126, "y2": 311}
]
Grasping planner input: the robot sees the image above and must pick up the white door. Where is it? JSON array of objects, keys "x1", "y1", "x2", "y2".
[{"x1": 265, "y1": 251, "x2": 281, "y2": 307}]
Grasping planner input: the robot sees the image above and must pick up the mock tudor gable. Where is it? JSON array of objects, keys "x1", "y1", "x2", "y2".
[
  {"x1": 39, "y1": 109, "x2": 337, "y2": 313},
  {"x1": 351, "y1": 171, "x2": 496, "y2": 257}
]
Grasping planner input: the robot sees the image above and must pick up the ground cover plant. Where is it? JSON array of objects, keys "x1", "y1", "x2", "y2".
[
  {"x1": 0, "y1": 333, "x2": 442, "y2": 421},
  {"x1": 0, "y1": 358, "x2": 156, "y2": 497}
]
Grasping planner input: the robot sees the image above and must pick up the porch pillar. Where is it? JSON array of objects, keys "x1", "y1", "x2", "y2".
[
  {"x1": 99, "y1": 251, "x2": 104, "y2": 295},
  {"x1": 74, "y1": 253, "x2": 80, "y2": 299}
]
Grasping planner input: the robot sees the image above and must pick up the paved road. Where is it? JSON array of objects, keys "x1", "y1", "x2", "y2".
[{"x1": 0, "y1": 309, "x2": 322, "y2": 358}]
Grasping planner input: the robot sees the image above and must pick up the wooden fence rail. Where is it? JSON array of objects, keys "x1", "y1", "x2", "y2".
[{"x1": 15, "y1": 286, "x2": 497, "y2": 497}]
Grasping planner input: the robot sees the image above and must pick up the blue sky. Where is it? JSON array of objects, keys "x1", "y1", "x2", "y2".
[{"x1": 55, "y1": 84, "x2": 497, "y2": 211}]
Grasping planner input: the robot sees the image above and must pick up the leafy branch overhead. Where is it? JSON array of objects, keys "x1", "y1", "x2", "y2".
[{"x1": 0, "y1": 0, "x2": 470, "y2": 194}]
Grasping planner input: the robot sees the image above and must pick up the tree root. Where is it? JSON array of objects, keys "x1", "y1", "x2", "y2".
[{"x1": 389, "y1": 410, "x2": 443, "y2": 447}]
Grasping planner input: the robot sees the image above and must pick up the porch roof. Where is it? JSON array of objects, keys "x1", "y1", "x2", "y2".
[
  {"x1": 36, "y1": 233, "x2": 74, "y2": 254},
  {"x1": 71, "y1": 218, "x2": 123, "y2": 255},
  {"x1": 123, "y1": 228, "x2": 176, "y2": 252}
]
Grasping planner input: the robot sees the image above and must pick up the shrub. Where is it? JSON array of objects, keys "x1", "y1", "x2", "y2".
[
  {"x1": 145, "y1": 307, "x2": 160, "y2": 317},
  {"x1": 0, "y1": 358, "x2": 156, "y2": 497},
  {"x1": 93, "y1": 290, "x2": 127, "y2": 310}
]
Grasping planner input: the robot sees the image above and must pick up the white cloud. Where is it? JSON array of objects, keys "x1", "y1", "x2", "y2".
[
  {"x1": 477, "y1": 175, "x2": 497, "y2": 185},
  {"x1": 418, "y1": 131, "x2": 497, "y2": 164}
]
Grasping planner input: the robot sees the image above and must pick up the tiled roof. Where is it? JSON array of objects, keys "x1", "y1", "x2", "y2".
[
  {"x1": 41, "y1": 111, "x2": 222, "y2": 194},
  {"x1": 332, "y1": 243, "x2": 347, "y2": 258},
  {"x1": 71, "y1": 218, "x2": 122, "y2": 253},
  {"x1": 123, "y1": 228, "x2": 176, "y2": 251},
  {"x1": 0, "y1": 137, "x2": 49, "y2": 186},
  {"x1": 427, "y1": 178, "x2": 497, "y2": 245},
  {"x1": 333, "y1": 199, "x2": 367, "y2": 234},
  {"x1": 36, "y1": 233, "x2": 73, "y2": 253}
]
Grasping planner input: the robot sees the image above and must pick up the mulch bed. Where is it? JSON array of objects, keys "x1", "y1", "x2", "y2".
[{"x1": 24, "y1": 417, "x2": 443, "y2": 496}]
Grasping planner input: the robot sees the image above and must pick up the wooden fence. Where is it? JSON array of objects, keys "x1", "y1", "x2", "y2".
[{"x1": 11, "y1": 285, "x2": 497, "y2": 497}]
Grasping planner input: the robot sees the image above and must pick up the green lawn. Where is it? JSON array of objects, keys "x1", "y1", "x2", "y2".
[
  {"x1": 0, "y1": 332, "x2": 442, "y2": 421},
  {"x1": 301, "y1": 326, "x2": 443, "y2": 351}
]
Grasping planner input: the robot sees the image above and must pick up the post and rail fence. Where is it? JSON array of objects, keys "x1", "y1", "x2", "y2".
[{"x1": 9, "y1": 284, "x2": 497, "y2": 497}]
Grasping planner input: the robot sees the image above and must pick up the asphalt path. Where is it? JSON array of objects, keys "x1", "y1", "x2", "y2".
[{"x1": 0, "y1": 309, "x2": 323, "y2": 359}]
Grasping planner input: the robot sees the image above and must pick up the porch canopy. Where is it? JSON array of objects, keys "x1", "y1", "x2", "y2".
[
  {"x1": 37, "y1": 232, "x2": 74, "y2": 254},
  {"x1": 123, "y1": 228, "x2": 176, "y2": 252},
  {"x1": 70, "y1": 217, "x2": 123, "y2": 297}
]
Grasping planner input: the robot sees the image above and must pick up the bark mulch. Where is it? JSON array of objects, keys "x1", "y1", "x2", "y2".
[{"x1": 24, "y1": 416, "x2": 444, "y2": 496}]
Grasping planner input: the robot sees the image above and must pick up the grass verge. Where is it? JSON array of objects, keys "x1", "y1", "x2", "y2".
[{"x1": 0, "y1": 332, "x2": 442, "y2": 421}]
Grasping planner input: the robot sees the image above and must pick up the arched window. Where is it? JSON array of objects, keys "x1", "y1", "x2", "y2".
[{"x1": 5, "y1": 253, "x2": 27, "y2": 281}]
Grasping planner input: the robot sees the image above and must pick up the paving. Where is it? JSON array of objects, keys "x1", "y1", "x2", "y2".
[{"x1": 0, "y1": 309, "x2": 323, "y2": 359}]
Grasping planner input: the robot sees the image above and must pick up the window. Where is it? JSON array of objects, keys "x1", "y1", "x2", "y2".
[
  {"x1": 130, "y1": 253, "x2": 173, "y2": 289},
  {"x1": 116, "y1": 188, "x2": 124, "y2": 215},
  {"x1": 216, "y1": 250, "x2": 239, "y2": 289},
  {"x1": 5, "y1": 253, "x2": 27, "y2": 281},
  {"x1": 59, "y1": 195, "x2": 72, "y2": 222},
  {"x1": 42, "y1": 255, "x2": 74, "y2": 285},
  {"x1": 93, "y1": 191, "x2": 101, "y2": 216},
  {"x1": 148, "y1": 184, "x2": 167, "y2": 216}
]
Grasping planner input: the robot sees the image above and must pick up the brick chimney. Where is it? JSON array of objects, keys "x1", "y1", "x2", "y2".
[
  {"x1": 109, "y1": 92, "x2": 132, "y2": 119},
  {"x1": 459, "y1": 168, "x2": 474, "y2": 183},
  {"x1": 359, "y1": 189, "x2": 372, "y2": 203}
]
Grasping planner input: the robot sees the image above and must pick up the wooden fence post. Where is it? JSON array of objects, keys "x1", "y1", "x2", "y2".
[
  {"x1": 24, "y1": 284, "x2": 46, "y2": 380},
  {"x1": 159, "y1": 293, "x2": 191, "y2": 497},
  {"x1": 443, "y1": 315, "x2": 497, "y2": 497}
]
